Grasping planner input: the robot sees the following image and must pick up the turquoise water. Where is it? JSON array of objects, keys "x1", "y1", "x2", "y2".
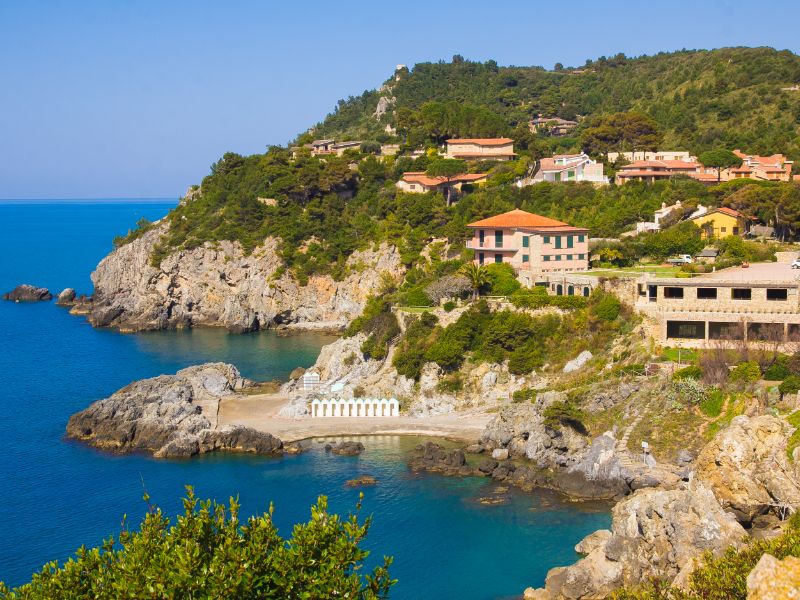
[{"x1": 0, "y1": 201, "x2": 610, "y2": 598}]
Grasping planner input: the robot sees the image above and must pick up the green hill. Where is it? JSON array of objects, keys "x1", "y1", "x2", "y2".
[{"x1": 311, "y1": 47, "x2": 800, "y2": 161}]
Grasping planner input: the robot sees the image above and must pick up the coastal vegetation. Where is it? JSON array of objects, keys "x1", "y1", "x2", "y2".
[{"x1": 0, "y1": 489, "x2": 394, "y2": 599}]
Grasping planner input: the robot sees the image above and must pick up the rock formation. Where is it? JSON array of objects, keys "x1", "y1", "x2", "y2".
[
  {"x1": 695, "y1": 415, "x2": 800, "y2": 524},
  {"x1": 747, "y1": 553, "x2": 800, "y2": 600},
  {"x1": 328, "y1": 441, "x2": 365, "y2": 456},
  {"x1": 55, "y1": 288, "x2": 77, "y2": 305},
  {"x1": 86, "y1": 222, "x2": 403, "y2": 332},
  {"x1": 66, "y1": 363, "x2": 283, "y2": 458},
  {"x1": 527, "y1": 485, "x2": 746, "y2": 599},
  {"x1": 3, "y1": 284, "x2": 52, "y2": 302}
]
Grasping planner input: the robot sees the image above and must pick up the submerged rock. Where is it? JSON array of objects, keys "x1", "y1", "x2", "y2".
[
  {"x1": 408, "y1": 441, "x2": 473, "y2": 476},
  {"x1": 3, "y1": 284, "x2": 52, "y2": 302},
  {"x1": 66, "y1": 363, "x2": 283, "y2": 458},
  {"x1": 345, "y1": 474, "x2": 377, "y2": 487}
]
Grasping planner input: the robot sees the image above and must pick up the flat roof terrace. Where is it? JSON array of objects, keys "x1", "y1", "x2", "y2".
[{"x1": 652, "y1": 262, "x2": 800, "y2": 286}]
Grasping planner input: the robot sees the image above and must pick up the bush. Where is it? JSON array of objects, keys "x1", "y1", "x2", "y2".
[
  {"x1": 403, "y1": 286, "x2": 433, "y2": 307},
  {"x1": 360, "y1": 312, "x2": 400, "y2": 360},
  {"x1": 549, "y1": 295, "x2": 588, "y2": 310},
  {"x1": 779, "y1": 375, "x2": 800, "y2": 396},
  {"x1": 443, "y1": 300, "x2": 456, "y2": 312},
  {"x1": 543, "y1": 401, "x2": 587, "y2": 434},
  {"x1": 729, "y1": 361, "x2": 761, "y2": 383},
  {"x1": 699, "y1": 388, "x2": 726, "y2": 417},
  {"x1": 673, "y1": 365, "x2": 703, "y2": 380},
  {"x1": 0, "y1": 489, "x2": 394, "y2": 599},
  {"x1": 510, "y1": 287, "x2": 549, "y2": 309},
  {"x1": 763, "y1": 356, "x2": 790, "y2": 381},
  {"x1": 391, "y1": 313, "x2": 437, "y2": 380},
  {"x1": 591, "y1": 292, "x2": 621, "y2": 321},
  {"x1": 436, "y1": 374, "x2": 464, "y2": 393},
  {"x1": 512, "y1": 388, "x2": 537, "y2": 403},
  {"x1": 484, "y1": 263, "x2": 521, "y2": 296}
]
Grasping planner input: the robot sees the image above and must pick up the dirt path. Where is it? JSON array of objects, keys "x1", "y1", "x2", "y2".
[{"x1": 218, "y1": 393, "x2": 492, "y2": 443}]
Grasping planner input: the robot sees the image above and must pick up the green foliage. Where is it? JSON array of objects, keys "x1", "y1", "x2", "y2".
[
  {"x1": 581, "y1": 111, "x2": 663, "y2": 155},
  {"x1": 591, "y1": 291, "x2": 622, "y2": 322},
  {"x1": 112, "y1": 217, "x2": 156, "y2": 248},
  {"x1": 436, "y1": 373, "x2": 464, "y2": 393},
  {"x1": 0, "y1": 489, "x2": 394, "y2": 600},
  {"x1": 543, "y1": 401, "x2": 588, "y2": 434},
  {"x1": 391, "y1": 312, "x2": 438, "y2": 380},
  {"x1": 787, "y1": 410, "x2": 800, "y2": 461},
  {"x1": 484, "y1": 263, "x2": 521, "y2": 296},
  {"x1": 460, "y1": 263, "x2": 489, "y2": 298},
  {"x1": 512, "y1": 388, "x2": 537, "y2": 403},
  {"x1": 403, "y1": 286, "x2": 433, "y2": 307},
  {"x1": 698, "y1": 149, "x2": 743, "y2": 182},
  {"x1": 699, "y1": 388, "x2": 726, "y2": 417},
  {"x1": 614, "y1": 512, "x2": 800, "y2": 600},
  {"x1": 360, "y1": 312, "x2": 400, "y2": 360},
  {"x1": 443, "y1": 300, "x2": 456, "y2": 312},
  {"x1": 779, "y1": 375, "x2": 800, "y2": 396},
  {"x1": 729, "y1": 361, "x2": 761, "y2": 383},
  {"x1": 763, "y1": 356, "x2": 790, "y2": 381},
  {"x1": 673, "y1": 365, "x2": 703, "y2": 381}
]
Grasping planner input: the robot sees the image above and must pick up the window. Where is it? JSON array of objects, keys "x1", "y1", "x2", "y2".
[
  {"x1": 554, "y1": 172, "x2": 561, "y2": 182},
  {"x1": 522, "y1": 236, "x2": 529, "y2": 248},
  {"x1": 567, "y1": 170, "x2": 575, "y2": 179},
  {"x1": 567, "y1": 285, "x2": 574, "y2": 296},
  {"x1": 732, "y1": 288, "x2": 752, "y2": 300},
  {"x1": 578, "y1": 234, "x2": 585, "y2": 243},
  {"x1": 555, "y1": 255, "x2": 562, "y2": 261},
  {"x1": 748, "y1": 322, "x2": 784, "y2": 341},
  {"x1": 767, "y1": 288, "x2": 788, "y2": 301},
  {"x1": 522, "y1": 255, "x2": 529, "y2": 263},
  {"x1": 667, "y1": 321, "x2": 704, "y2": 339},
  {"x1": 478, "y1": 253, "x2": 484, "y2": 265},
  {"x1": 709, "y1": 322, "x2": 743, "y2": 340},
  {"x1": 664, "y1": 287, "x2": 684, "y2": 299},
  {"x1": 697, "y1": 288, "x2": 717, "y2": 300},
  {"x1": 479, "y1": 230, "x2": 485, "y2": 246},
  {"x1": 733, "y1": 227, "x2": 740, "y2": 235},
  {"x1": 578, "y1": 254, "x2": 585, "y2": 260},
  {"x1": 567, "y1": 235, "x2": 574, "y2": 248},
  {"x1": 543, "y1": 236, "x2": 550, "y2": 244},
  {"x1": 566, "y1": 254, "x2": 573, "y2": 260},
  {"x1": 583, "y1": 287, "x2": 590, "y2": 297},
  {"x1": 495, "y1": 230, "x2": 503, "y2": 247},
  {"x1": 543, "y1": 255, "x2": 550, "y2": 262},
  {"x1": 494, "y1": 254, "x2": 503, "y2": 263},
  {"x1": 720, "y1": 227, "x2": 727, "y2": 233},
  {"x1": 410, "y1": 184, "x2": 417, "y2": 190},
  {"x1": 555, "y1": 236, "x2": 562, "y2": 249}
]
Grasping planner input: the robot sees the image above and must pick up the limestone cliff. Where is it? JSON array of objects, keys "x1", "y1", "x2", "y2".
[{"x1": 87, "y1": 222, "x2": 402, "y2": 332}]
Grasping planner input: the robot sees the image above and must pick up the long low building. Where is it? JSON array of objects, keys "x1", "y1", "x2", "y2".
[{"x1": 634, "y1": 263, "x2": 800, "y2": 348}]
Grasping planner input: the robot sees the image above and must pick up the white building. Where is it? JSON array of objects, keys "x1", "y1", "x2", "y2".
[
  {"x1": 522, "y1": 153, "x2": 608, "y2": 185},
  {"x1": 607, "y1": 150, "x2": 696, "y2": 163},
  {"x1": 310, "y1": 397, "x2": 400, "y2": 418}
]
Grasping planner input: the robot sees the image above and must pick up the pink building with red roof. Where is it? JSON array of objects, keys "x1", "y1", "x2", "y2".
[
  {"x1": 725, "y1": 150, "x2": 794, "y2": 182},
  {"x1": 466, "y1": 209, "x2": 589, "y2": 274},
  {"x1": 615, "y1": 159, "x2": 718, "y2": 184}
]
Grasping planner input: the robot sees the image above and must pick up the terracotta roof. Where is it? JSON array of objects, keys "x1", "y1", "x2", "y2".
[
  {"x1": 467, "y1": 209, "x2": 574, "y2": 229},
  {"x1": 691, "y1": 206, "x2": 744, "y2": 220},
  {"x1": 621, "y1": 160, "x2": 700, "y2": 170},
  {"x1": 450, "y1": 151, "x2": 517, "y2": 158},
  {"x1": 446, "y1": 138, "x2": 514, "y2": 146},
  {"x1": 401, "y1": 171, "x2": 487, "y2": 187}
]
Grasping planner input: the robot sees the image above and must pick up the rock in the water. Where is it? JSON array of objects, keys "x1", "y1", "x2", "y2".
[
  {"x1": 695, "y1": 415, "x2": 800, "y2": 524},
  {"x1": 408, "y1": 441, "x2": 472, "y2": 476},
  {"x1": 346, "y1": 474, "x2": 377, "y2": 487},
  {"x1": 65, "y1": 363, "x2": 282, "y2": 458},
  {"x1": 491, "y1": 448, "x2": 509, "y2": 460},
  {"x1": 563, "y1": 350, "x2": 592, "y2": 373},
  {"x1": 746, "y1": 553, "x2": 800, "y2": 600},
  {"x1": 55, "y1": 288, "x2": 77, "y2": 305},
  {"x1": 3, "y1": 284, "x2": 52, "y2": 302},
  {"x1": 533, "y1": 485, "x2": 746, "y2": 599},
  {"x1": 330, "y1": 441, "x2": 365, "y2": 456}
]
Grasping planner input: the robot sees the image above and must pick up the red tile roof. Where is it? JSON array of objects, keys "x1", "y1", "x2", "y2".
[
  {"x1": 446, "y1": 138, "x2": 514, "y2": 146},
  {"x1": 401, "y1": 171, "x2": 487, "y2": 187},
  {"x1": 467, "y1": 208, "x2": 582, "y2": 230}
]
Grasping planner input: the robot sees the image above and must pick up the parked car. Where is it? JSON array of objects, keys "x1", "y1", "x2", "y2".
[
  {"x1": 791, "y1": 258, "x2": 800, "y2": 269},
  {"x1": 666, "y1": 254, "x2": 693, "y2": 265}
]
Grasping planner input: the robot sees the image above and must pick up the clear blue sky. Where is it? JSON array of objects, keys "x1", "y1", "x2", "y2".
[{"x1": 1, "y1": 0, "x2": 798, "y2": 199}]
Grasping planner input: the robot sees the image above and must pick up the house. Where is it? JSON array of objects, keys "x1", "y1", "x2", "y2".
[
  {"x1": 523, "y1": 153, "x2": 608, "y2": 185},
  {"x1": 608, "y1": 150, "x2": 696, "y2": 163},
  {"x1": 615, "y1": 160, "x2": 718, "y2": 185},
  {"x1": 633, "y1": 201, "x2": 685, "y2": 234},
  {"x1": 307, "y1": 139, "x2": 362, "y2": 157},
  {"x1": 529, "y1": 116, "x2": 578, "y2": 136},
  {"x1": 724, "y1": 150, "x2": 794, "y2": 182},
  {"x1": 689, "y1": 207, "x2": 748, "y2": 239},
  {"x1": 445, "y1": 138, "x2": 516, "y2": 161},
  {"x1": 634, "y1": 262, "x2": 800, "y2": 350},
  {"x1": 396, "y1": 171, "x2": 487, "y2": 194},
  {"x1": 695, "y1": 247, "x2": 720, "y2": 264},
  {"x1": 466, "y1": 209, "x2": 589, "y2": 274}
]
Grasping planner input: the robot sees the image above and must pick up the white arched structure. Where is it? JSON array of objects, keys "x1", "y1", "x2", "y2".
[{"x1": 310, "y1": 398, "x2": 399, "y2": 418}]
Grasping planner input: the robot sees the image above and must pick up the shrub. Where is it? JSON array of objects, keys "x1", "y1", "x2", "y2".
[
  {"x1": 543, "y1": 401, "x2": 587, "y2": 434},
  {"x1": 673, "y1": 365, "x2": 703, "y2": 380},
  {"x1": 512, "y1": 388, "x2": 537, "y2": 403},
  {"x1": 549, "y1": 295, "x2": 588, "y2": 310},
  {"x1": 391, "y1": 313, "x2": 437, "y2": 380},
  {"x1": 763, "y1": 356, "x2": 790, "y2": 381},
  {"x1": 443, "y1": 300, "x2": 456, "y2": 312},
  {"x1": 667, "y1": 378, "x2": 708, "y2": 407},
  {"x1": 779, "y1": 375, "x2": 800, "y2": 396},
  {"x1": 484, "y1": 263, "x2": 521, "y2": 296},
  {"x1": 436, "y1": 374, "x2": 464, "y2": 393},
  {"x1": 0, "y1": 489, "x2": 394, "y2": 599},
  {"x1": 699, "y1": 387, "x2": 726, "y2": 417},
  {"x1": 360, "y1": 312, "x2": 400, "y2": 360},
  {"x1": 591, "y1": 292, "x2": 621, "y2": 321},
  {"x1": 425, "y1": 337, "x2": 468, "y2": 370},
  {"x1": 403, "y1": 286, "x2": 433, "y2": 307},
  {"x1": 729, "y1": 361, "x2": 761, "y2": 383},
  {"x1": 510, "y1": 287, "x2": 549, "y2": 309}
]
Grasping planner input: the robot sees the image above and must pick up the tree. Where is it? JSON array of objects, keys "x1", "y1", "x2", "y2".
[
  {"x1": 699, "y1": 149, "x2": 743, "y2": 182},
  {"x1": 581, "y1": 112, "x2": 663, "y2": 156},
  {"x1": 0, "y1": 489, "x2": 395, "y2": 599},
  {"x1": 426, "y1": 158, "x2": 467, "y2": 206},
  {"x1": 460, "y1": 262, "x2": 489, "y2": 299}
]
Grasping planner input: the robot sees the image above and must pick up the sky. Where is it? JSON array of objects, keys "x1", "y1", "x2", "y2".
[{"x1": 1, "y1": 0, "x2": 798, "y2": 199}]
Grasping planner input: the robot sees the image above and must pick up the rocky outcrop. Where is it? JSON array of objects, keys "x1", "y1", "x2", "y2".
[
  {"x1": 328, "y1": 441, "x2": 365, "y2": 456},
  {"x1": 408, "y1": 442, "x2": 474, "y2": 476},
  {"x1": 747, "y1": 554, "x2": 800, "y2": 600},
  {"x1": 66, "y1": 363, "x2": 283, "y2": 458},
  {"x1": 529, "y1": 485, "x2": 746, "y2": 599},
  {"x1": 695, "y1": 415, "x2": 800, "y2": 524},
  {"x1": 55, "y1": 288, "x2": 76, "y2": 305},
  {"x1": 3, "y1": 284, "x2": 52, "y2": 302},
  {"x1": 87, "y1": 222, "x2": 403, "y2": 332}
]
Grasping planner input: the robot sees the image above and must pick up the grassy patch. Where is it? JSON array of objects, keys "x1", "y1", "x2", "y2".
[
  {"x1": 705, "y1": 394, "x2": 746, "y2": 440},
  {"x1": 787, "y1": 410, "x2": 800, "y2": 461},
  {"x1": 661, "y1": 347, "x2": 699, "y2": 363},
  {"x1": 242, "y1": 381, "x2": 282, "y2": 395},
  {"x1": 699, "y1": 388, "x2": 725, "y2": 417},
  {"x1": 629, "y1": 406, "x2": 707, "y2": 460}
]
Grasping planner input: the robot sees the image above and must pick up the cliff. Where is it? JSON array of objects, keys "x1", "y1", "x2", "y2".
[{"x1": 86, "y1": 222, "x2": 402, "y2": 332}]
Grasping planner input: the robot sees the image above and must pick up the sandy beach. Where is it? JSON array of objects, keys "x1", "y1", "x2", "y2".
[{"x1": 218, "y1": 393, "x2": 493, "y2": 443}]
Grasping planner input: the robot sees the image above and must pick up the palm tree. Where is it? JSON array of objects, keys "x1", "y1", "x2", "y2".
[{"x1": 461, "y1": 262, "x2": 488, "y2": 300}]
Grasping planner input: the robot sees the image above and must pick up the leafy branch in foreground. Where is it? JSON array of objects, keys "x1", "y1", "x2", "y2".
[{"x1": 0, "y1": 488, "x2": 394, "y2": 599}]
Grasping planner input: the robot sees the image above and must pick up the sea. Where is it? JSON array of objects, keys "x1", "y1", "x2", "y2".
[{"x1": 0, "y1": 199, "x2": 610, "y2": 599}]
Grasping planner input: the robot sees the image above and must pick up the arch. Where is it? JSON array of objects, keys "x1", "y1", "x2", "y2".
[
  {"x1": 556, "y1": 284, "x2": 563, "y2": 296},
  {"x1": 583, "y1": 286, "x2": 590, "y2": 297},
  {"x1": 567, "y1": 285, "x2": 574, "y2": 296}
]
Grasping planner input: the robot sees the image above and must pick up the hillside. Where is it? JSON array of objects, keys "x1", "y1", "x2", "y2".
[{"x1": 312, "y1": 47, "x2": 800, "y2": 161}]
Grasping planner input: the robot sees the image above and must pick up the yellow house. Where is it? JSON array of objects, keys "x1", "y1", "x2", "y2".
[{"x1": 689, "y1": 207, "x2": 748, "y2": 239}]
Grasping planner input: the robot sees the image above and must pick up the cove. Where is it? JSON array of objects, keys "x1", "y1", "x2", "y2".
[{"x1": 0, "y1": 201, "x2": 610, "y2": 598}]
